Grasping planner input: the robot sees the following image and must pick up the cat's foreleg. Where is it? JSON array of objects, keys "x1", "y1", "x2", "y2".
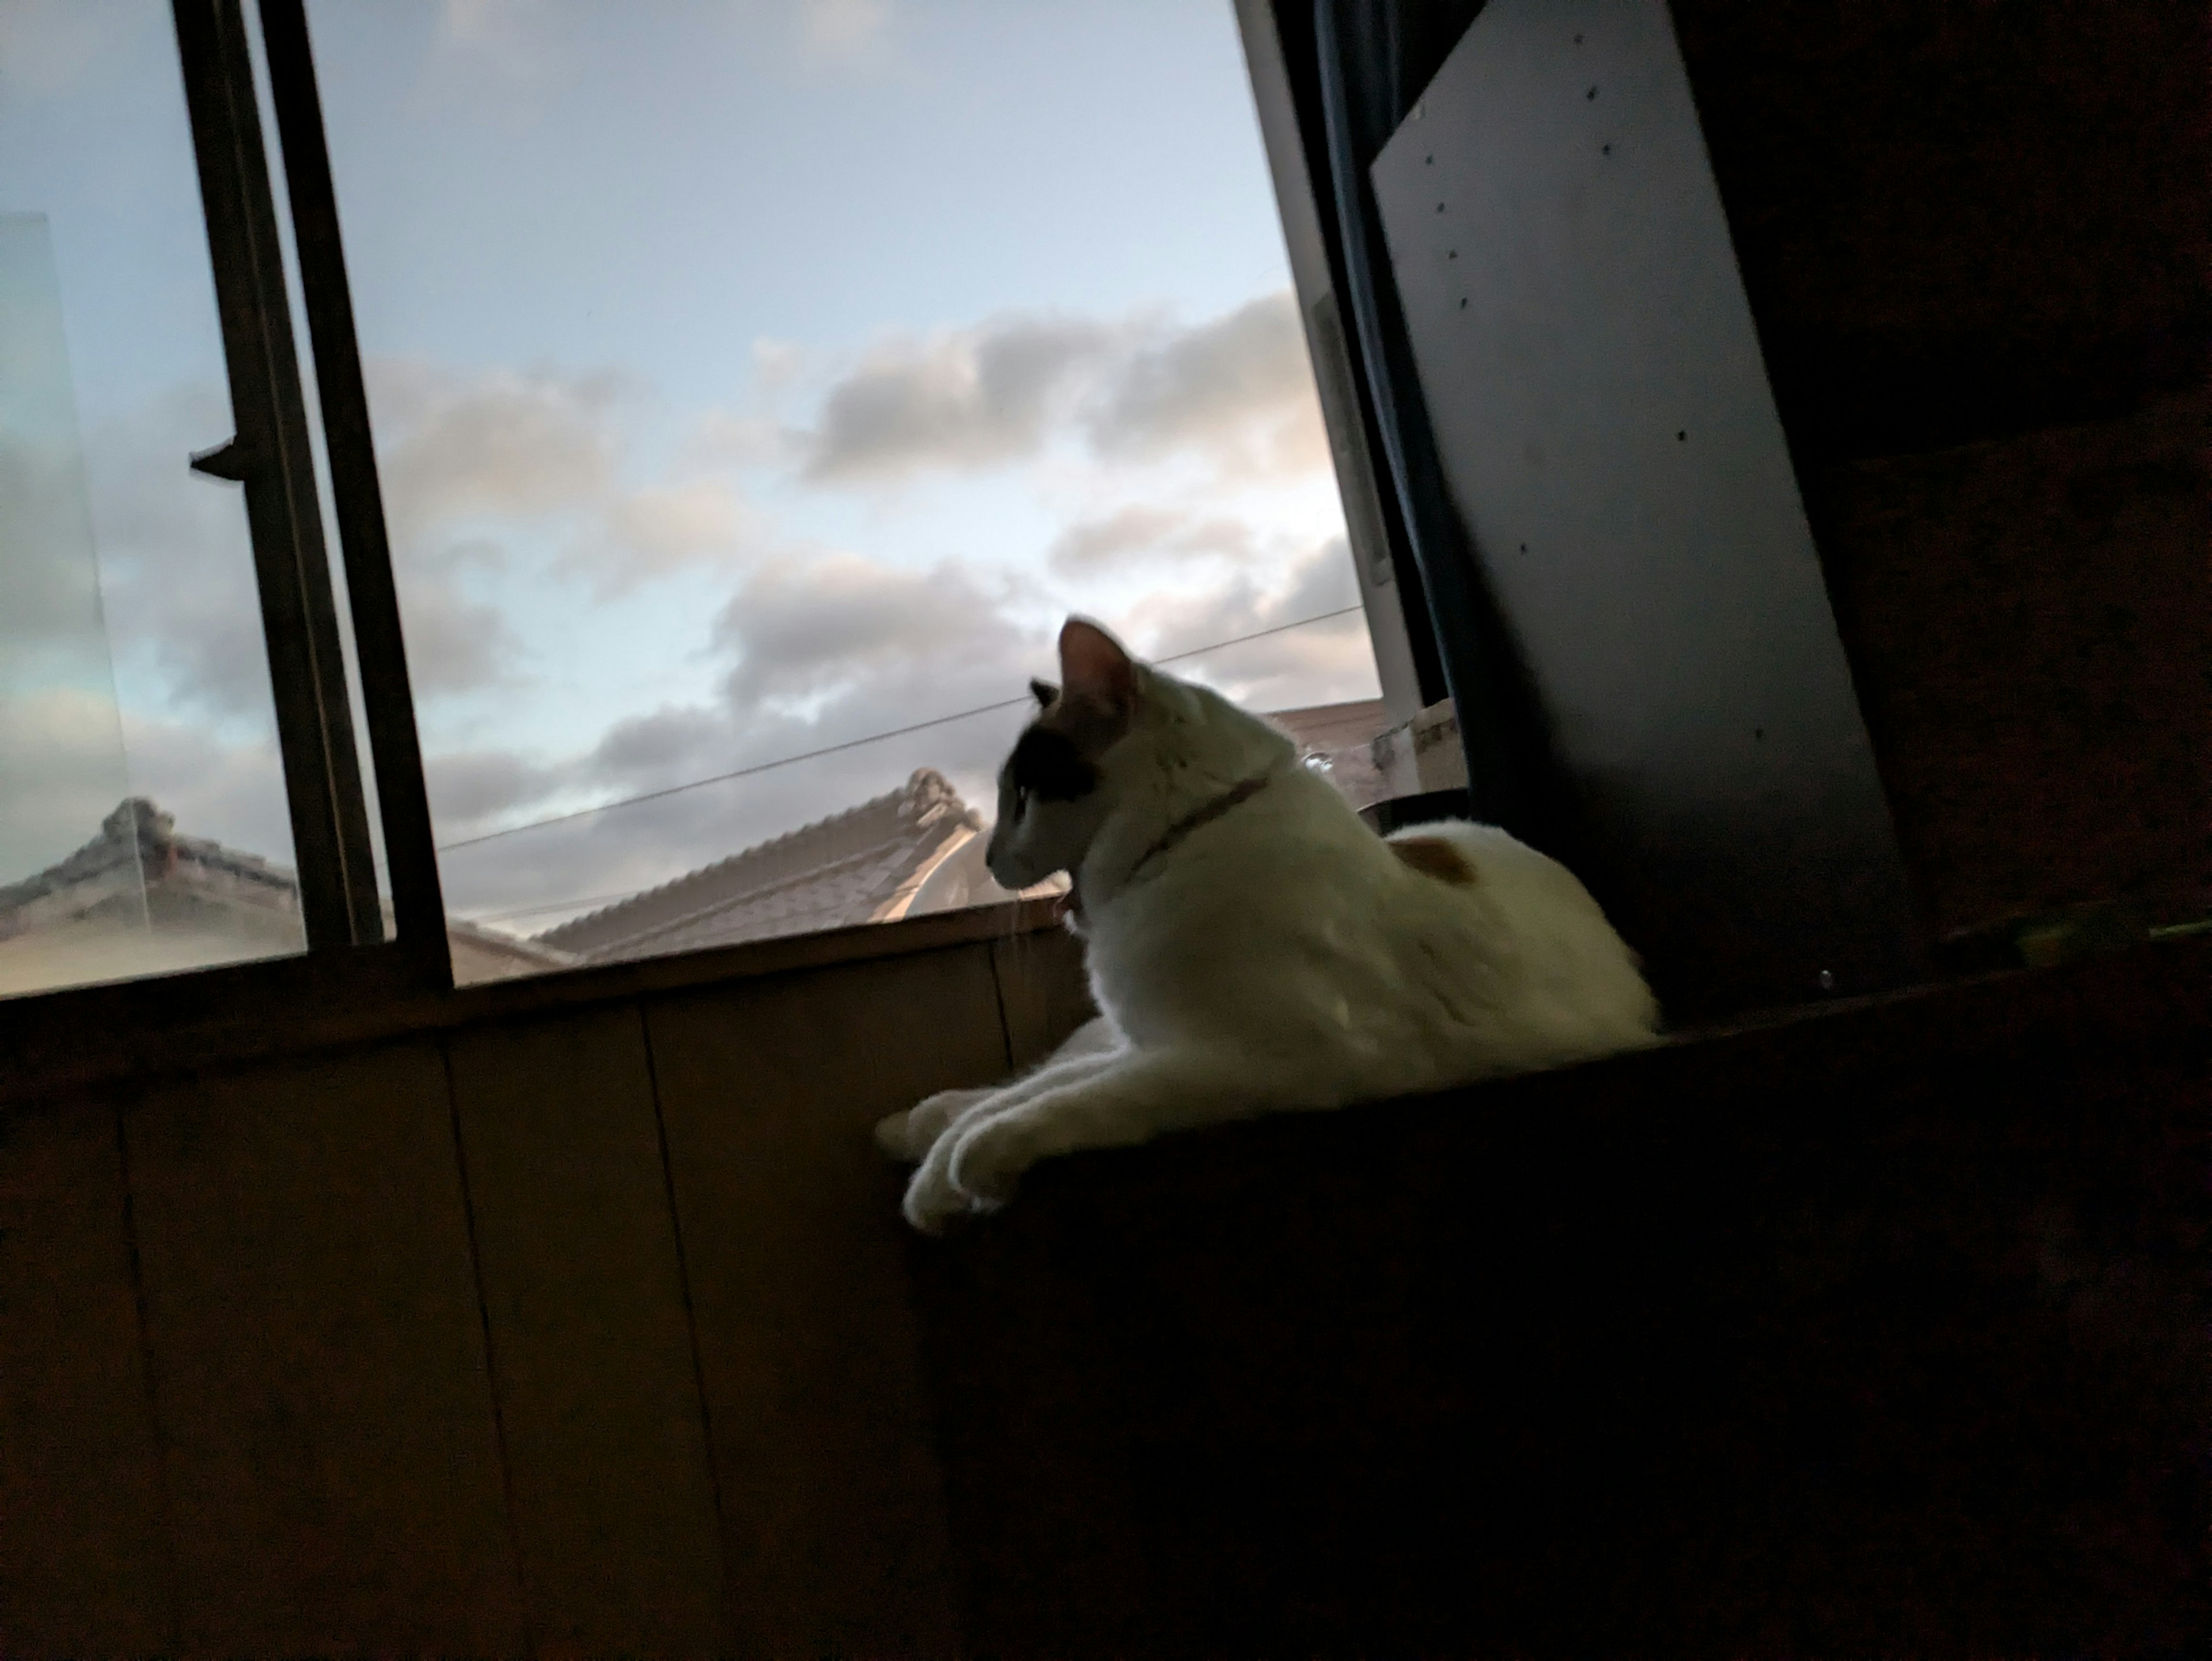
[
  {"x1": 903, "y1": 1046, "x2": 1280, "y2": 1232},
  {"x1": 874, "y1": 1016, "x2": 1122, "y2": 1163}
]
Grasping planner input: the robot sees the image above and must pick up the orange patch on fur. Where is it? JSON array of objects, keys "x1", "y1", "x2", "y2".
[{"x1": 1391, "y1": 835, "x2": 1477, "y2": 887}]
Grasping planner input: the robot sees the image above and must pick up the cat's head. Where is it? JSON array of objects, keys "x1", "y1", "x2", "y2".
[
  {"x1": 985, "y1": 619, "x2": 1135, "y2": 890},
  {"x1": 984, "y1": 616, "x2": 1292, "y2": 890}
]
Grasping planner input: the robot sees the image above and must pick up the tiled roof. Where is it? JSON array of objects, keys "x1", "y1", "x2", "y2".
[
  {"x1": 539, "y1": 768, "x2": 991, "y2": 964},
  {"x1": 0, "y1": 799, "x2": 575, "y2": 984},
  {"x1": 1, "y1": 700, "x2": 1397, "y2": 990},
  {"x1": 0, "y1": 799, "x2": 297, "y2": 940},
  {"x1": 536, "y1": 702, "x2": 1393, "y2": 965}
]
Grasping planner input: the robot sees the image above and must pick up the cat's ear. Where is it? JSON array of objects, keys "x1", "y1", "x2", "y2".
[
  {"x1": 1029, "y1": 678, "x2": 1059, "y2": 709},
  {"x1": 1058, "y1": 618, "x2": 1138, "y2": 713}
]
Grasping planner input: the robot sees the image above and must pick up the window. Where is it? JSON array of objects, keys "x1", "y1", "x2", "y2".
[
  {"x1": 308, "y1": 0, "x2": 1387, "y2": 974},
  {"x1": 1, "y1": 0, "x2": 1402, "y2": 1021}
]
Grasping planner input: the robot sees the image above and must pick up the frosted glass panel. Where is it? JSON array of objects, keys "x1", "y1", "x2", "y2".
[
  {"x1": 0, "y1": 214, "x2": 136, "y2": 887},
  {"x1": 0, "y1": 7, "x2": 302, "y2": 997}
]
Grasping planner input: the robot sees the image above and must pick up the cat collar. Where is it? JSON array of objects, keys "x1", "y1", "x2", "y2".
[{"x1": 1123, "y1": 769, "x2": 1275, "y2": 887}]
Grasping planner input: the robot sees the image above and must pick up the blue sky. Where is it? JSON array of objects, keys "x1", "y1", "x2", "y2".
[{"x1": 3, "y1": 0, "x2": 1376, "y2": 930}]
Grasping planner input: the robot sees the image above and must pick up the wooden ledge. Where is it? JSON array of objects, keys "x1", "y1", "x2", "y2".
[
  {"x1": 0, "y1": 896, "x2": 1066, "y2": 1108},
  {"x1": 3, "y1": 896, "x2": 2202, "y2": 1136}
]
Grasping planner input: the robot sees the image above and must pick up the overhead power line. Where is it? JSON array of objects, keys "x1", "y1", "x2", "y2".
[{"x1": 435, "y1": 605, "x2": 1364, "y2": 853}]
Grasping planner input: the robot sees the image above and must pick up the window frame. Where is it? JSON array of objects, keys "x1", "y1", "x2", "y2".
[
  {"x1": 175, "y1": 0, "x2": 394, "y2": 956},
  {"x1": 1, "y1": 0, "x2": 1426, "y2": 1089},
  {"x1": 1, "y1": 0, "x2": 446, "y2": 1058},
  {"x1": 252, "y1": 0, "x2": 450, "y2": 987}
]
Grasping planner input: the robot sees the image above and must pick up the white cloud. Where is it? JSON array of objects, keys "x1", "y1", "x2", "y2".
[
  {"x1": 422, "y1": 746, "x2": 561, "y2": 834},
  {"x1": 791, "y1": 290, "x2": 1331, "y2": 486},
  {"x1": 593, "y1": 477, "x2": 764, "y2": 581},
  {"x1": 796, "y1": 315, "x2": 1116, "y2": 483},
  {"x1": 751, "y1": 337, "x2": 808, "y2": 401},
  {"x1": 582, "y1": 703, "x2": 736, "y2": 795},
  {"x1": 683, "y1": 409, "x2": 787, "y2": 472},
  {"x1": 1086, "y1": 290, "x2": 1329, "y2": 477},
  {"x1": 1123, "y1": 535, "x2": 1374, "y2": 712},
  {"x1": 365, "y1": 359, "x2": 769, "y2": 620},
  {"x1": 429, "y1": 0, "x2": 898, "y2": 92},
  {"x1": 387, "y1": 574, "x2": 521, "y2": 699},
  {"x1": 432, "y1": 0, "x2": 569, "y2": 90},
  {"x1": 797, "y1": 0, "x2": 893, "y2": 59},
  {"x1": 369, "y1": 358, "x2": 625, "y2": 544},
  {"x1": 0, "y1": 0, "x2": 134, "y2": 99},
  {"x1": 714, "y1": 550, "x2": 1032, "y2": 710},
  {"x1": 1046, "y1": 505, "x2": 1261, "y2": 575}
]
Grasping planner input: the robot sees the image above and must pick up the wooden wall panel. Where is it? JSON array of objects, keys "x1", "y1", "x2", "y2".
[
  {"x1": 990, "y1": 923, "x2": 1096, "y2": 1071},
  {"x1": 646, "y1": 943, "x2": 1009, "y2": 1659},
  {"x1": 125, "y1": 1040, "x2": 525, "y2": 1655},
  {"x1": 446, "y1": 1002, "x2": 729, "y2": 1655},
  {"x1": 0, "y1": 1096, "x2": 169, "y2": 1652}
]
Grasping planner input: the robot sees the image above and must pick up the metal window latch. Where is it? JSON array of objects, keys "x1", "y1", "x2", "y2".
[{"x1": 188, "y1": 436, "x2": 255, "y2": 481}]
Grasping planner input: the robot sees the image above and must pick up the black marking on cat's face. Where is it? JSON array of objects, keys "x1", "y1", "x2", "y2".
[
  {"x1": 1029, "y1": 678, "x2": 1059, "y2": 709},
  {"x1": 1007, "y1": 725, "x2": 1097, "y2": 803}
]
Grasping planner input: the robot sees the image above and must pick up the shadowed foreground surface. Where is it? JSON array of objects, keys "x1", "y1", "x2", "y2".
[{"x1": 915, "y1": 936, "x2": 2208, "y2": 1660}]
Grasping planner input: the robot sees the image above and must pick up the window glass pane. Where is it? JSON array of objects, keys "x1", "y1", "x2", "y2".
[
  {"x1": 0, "y1": 1, "x2": 304, "y2": 997},
  {"x1": 309, "y1": 0, "x2": 1382, "y2": 978}
]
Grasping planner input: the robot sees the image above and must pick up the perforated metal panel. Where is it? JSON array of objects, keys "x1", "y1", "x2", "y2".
[{"x1": 1371, "y1": 0, "x2": 1923, "y2": 1017}]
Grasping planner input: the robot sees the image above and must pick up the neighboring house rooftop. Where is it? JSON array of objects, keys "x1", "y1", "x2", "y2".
[
  {"x1": 0, "y1": 698, "x2": 1403, "y2": 997},
  {"x1": 0, "y1": 799, "x2": 574, "y2": 992},
  {"x1": 1268, "y1": 698, "x2": 1391, "y2": 809},
  {"x1": 537, "y1": 701, "x2": 1399, "y2": 966},
  {"x1": 539, "y1": 767, "x2": 1021, "y2": 965}
]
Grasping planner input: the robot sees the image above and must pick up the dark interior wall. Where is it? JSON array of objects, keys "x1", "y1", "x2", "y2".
[
  {"x1": 1670, "y1": 0, "x2": 2210, "y2": 464},
  {"x1": 1673, "y1": 0, "x2": 2211, "y2": 943},
  {"x1": 1813, "y1": 394, "x2": 2209, "y2": 939}
]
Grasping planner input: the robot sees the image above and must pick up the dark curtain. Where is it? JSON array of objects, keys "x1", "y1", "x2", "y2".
[{"x1": 1309, "y1": 0, "x2": 1562, "y2": 850}]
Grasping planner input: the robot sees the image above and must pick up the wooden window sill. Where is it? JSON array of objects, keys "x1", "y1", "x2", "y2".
[{"x1": 0, "y1": 896, "x2": 1067, "y2": 1107}]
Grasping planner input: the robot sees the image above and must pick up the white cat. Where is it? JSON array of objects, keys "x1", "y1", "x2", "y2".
[{"x1": 877, "y1": 618, "x2": 1660, "y2": 1232}]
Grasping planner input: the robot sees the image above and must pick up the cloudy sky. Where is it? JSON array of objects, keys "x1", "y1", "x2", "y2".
[{"x1": 2, "y1": 0, "x2": 1374, "y2": 935}]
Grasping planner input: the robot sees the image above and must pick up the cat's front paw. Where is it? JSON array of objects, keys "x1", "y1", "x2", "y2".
[
  {"x1": 874, "y1": 1112, "x2": 912, "y2": 1162},
  {"x1": 946, "y1": 1114, "x2": 1033, "y2": 1210},
  {"x1": 902, "y1": 1150, "x2": 994, "y2": 1235},
  {"x1": 877, "y1": 1085, "x2": 994, "y2": 1163}
]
